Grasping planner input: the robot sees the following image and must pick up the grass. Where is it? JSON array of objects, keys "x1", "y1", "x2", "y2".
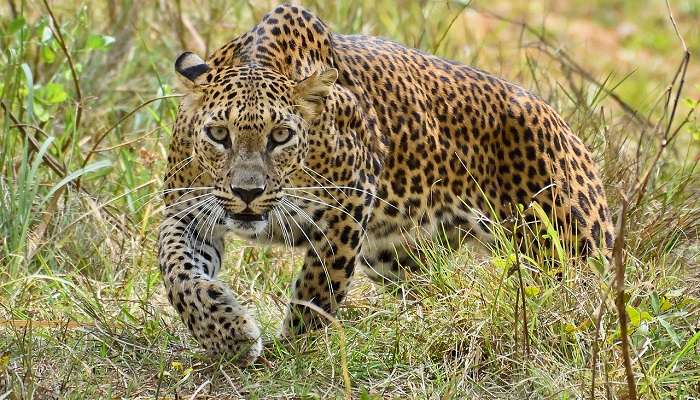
[{"x1": 1, "y1": 0, "x2": 699, "y2": 398}]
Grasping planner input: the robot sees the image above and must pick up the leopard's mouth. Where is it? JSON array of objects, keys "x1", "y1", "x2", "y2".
[
  {"x1": 223, "y1": 209, "x2": 270, "y2": 236},
  {"x1": 229, "y1": 212, "x2": 268, "y2": 222}
]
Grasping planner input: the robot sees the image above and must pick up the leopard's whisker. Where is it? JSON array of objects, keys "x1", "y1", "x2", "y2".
[
  {"x1": 288, "y1": 174, "x2": 399, "y2": 211},
  {"x1": 188, "y1": 201, "x2": 220, "y2": 266},
  {"x1": 274, "y1": 208, "x2": 293, "y2": 250},
  {"x1": 281, "y1": 210, "x2": 294, "y2": 250},
  {"x1": 167, "y1": 169, "x2": 209, "y2": 197},
  {"x1": 281, "y1": 201, "x2": 338, "y2": 298},
  {"x1": 165, "y1": 194, "x2": 214, "y2": 225},
  {"x1": 267, "y1": 208, "x2": 281, "y2": 244},
  {"x1": 102, "y1": 183, "x2": 213, "y2": 217},
  {"x1": 270, "y1": 209, "x2": 288, "y2": 248},
  {"x1": 164, "y1": 196, "x2": 217, "y2": 255},
  {"x1": 190, "y1": 198, "x2": 219, "y2": 253},
  {"x1": 195, "y1": 202, "x2": 214, "y2": 256},
  {"x1": 199, "y1": 198, "x2": 223, "y2": 257},
  {"x1": 290, "y1": 189, "x2": 376, "y2": 249},
  {"x1": 163, "y1": 192, "x2": 216, "y2": 212},
  {"x1": 279, "y1": 199, "x2": 327, "y2": 272},
  {"x1": 281, "y1": 198, "x2": 335, "y2": 255},
  {"x1": 163, "y1": 155, "x2": 194, "y2": 183},
  {"x1": 159, "y1": 188, "x2": 214, "y2": 206},
  {"x1": 300, "y1": 167, "x2": 345, "y2": 210},
  {"x1": 170, "y1": 170, "x2": 209, "y2": 199},
  {"x1": 267, "y1": 211, "x2": 275, "y2": 242},
  {"x1": 129, "y1": 185, "x2": 213, "y2": 209},
  {"x1": 279, "y1": 200, "x2": 337, "y2": 301},
  {"x1": 282, "y1": 192, "x2": 368, "y2": 237},
  {"x1": 147, "y1": 169, "x2": 211, "y2": 213},
  {"x1": 170, "y1": 195, "x2": 216, "y2": 235},
  {"x1": 182, "y1": 197, "x2": 214, "y2": 232}
]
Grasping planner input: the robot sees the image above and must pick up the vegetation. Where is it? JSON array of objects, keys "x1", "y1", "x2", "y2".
[{"x1": 1, "y1": 1, "x2": 699, "y2": 398}]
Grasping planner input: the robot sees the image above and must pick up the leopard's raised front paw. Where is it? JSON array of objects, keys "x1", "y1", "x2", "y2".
[
  {"x1": 184, "y1": 284, "x2": 263, "y2": 366},
  {"x1": 198, "y1": 308, "x2": 263, "y2": 366}
]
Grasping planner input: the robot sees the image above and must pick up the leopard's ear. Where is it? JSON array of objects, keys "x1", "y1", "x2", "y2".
[
  {"x1": 175, "y1": 52, "x2": 210, "y2": 90},
  {"x1": 294, "y1": 68, "x2": 338, "y2": 121}
]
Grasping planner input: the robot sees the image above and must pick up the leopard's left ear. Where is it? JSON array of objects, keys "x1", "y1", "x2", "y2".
[
  {"x1": 294, "y1": 68, "x2": 338, "y2": 121},
  {"x1": 175, "y1": 52, "x2": 210, "y2": 90}
]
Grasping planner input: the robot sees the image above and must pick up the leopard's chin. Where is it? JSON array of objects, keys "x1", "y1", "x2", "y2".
[{"x1": 224, "y1": 211, "x2": 269, "y2": 237}]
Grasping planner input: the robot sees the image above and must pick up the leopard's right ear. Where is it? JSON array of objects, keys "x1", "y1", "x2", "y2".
[{"x1": 175, "y1": 52, "x2": 210, "y2": 90}]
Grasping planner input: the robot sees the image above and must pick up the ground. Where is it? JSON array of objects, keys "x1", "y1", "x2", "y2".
[{"x1": 0, "y1": 1, "x2": 699, "y2": 399}]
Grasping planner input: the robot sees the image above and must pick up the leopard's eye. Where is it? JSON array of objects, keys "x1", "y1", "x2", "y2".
[
  {"x1": 205, "y1": 126, "x2": 230, "y2": 147},
  {"x1": 268, "y1": 128, "x2": 295, "y2": 149}
]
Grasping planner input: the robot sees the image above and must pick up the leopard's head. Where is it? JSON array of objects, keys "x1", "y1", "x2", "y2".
[{"x1": 174, "y1": 52, "x2": 337, "y2": 236}]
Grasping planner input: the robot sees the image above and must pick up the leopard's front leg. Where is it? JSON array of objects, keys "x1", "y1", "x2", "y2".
[
  {"x1": 159, "y1": 206, "x2": 262, "y2": 365},
  {"x1": 281, "y1": 201, "x2": 368, "y2": 336}
]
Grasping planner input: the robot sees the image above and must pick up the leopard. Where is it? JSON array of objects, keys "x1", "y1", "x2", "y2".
[{"x1": 158, "y1": 4, "x2": 613, "y2": 365}]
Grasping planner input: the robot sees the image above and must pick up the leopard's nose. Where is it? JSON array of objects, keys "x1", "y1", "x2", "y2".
[{"x1": 230, "y1": 185, "x2": 265, "y2": 204}]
